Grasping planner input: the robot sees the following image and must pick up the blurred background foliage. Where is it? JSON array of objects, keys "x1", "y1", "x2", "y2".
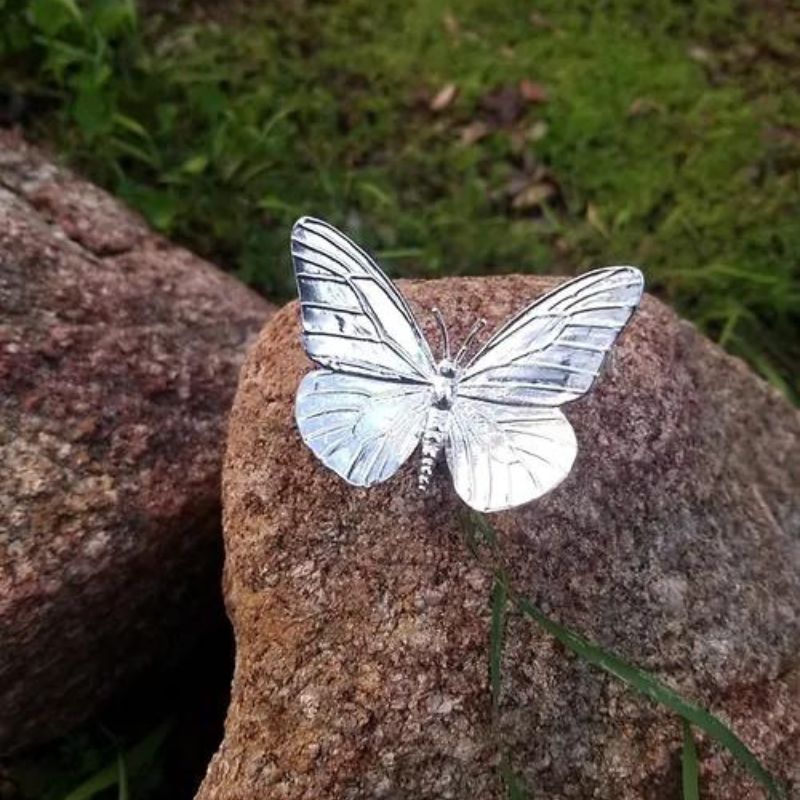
[
  {"x1": 1, "y1": 0, "x2": 799, "y2": 398},
  {"x1": 0, "y1": 0, "x2": 798, "y2": 797}
]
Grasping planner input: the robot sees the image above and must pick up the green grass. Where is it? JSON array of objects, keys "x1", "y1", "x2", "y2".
[
  {"x1": 1, "y1": 0, "x2": 799, "y2": 397},
  {"x1": 682, "y1": 721, "x2": 701, "y2": 800},
  {"x1": 3, "y1": 724, "x2": 168, "y2": 800}
]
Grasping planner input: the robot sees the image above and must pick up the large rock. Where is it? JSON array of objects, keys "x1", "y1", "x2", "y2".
[
  {"x1": 0, "y1": 131, "x2": 273, "y2": 751},
  {"x1": 198, "y1": 275, "x2": 799, "y2": 799}
]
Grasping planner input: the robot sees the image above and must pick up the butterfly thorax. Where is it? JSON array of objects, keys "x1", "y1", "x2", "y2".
[{"x1": 431, "y1": 358, "x2": 460, "y2": 410}]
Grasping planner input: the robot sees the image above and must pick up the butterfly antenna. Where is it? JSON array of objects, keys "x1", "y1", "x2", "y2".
[
  {"x1": 431, "y1": 307, "x2": 450, "y2": 360},
  {"x1": 455, "y1": 318, "x2": 487, "y2": 365}
]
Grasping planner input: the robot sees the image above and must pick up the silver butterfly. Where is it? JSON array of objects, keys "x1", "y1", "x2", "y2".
[{"x1": 292, "y1": 217, "x2": 644, "y2": 512}]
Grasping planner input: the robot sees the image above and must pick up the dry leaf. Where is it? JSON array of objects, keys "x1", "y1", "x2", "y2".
[
  {"x1": 460, "y1": 120, "x2": 490, "y2": 145},
  {"x1": 763, "y1": 125, "x2": 800, "y2": 145},
  {"x1": 511, "y1": 181, "x2": 556, "y2": 210},
  {"x1": 509, "y1": 129, "x2": 528, "y2": 155},
  {"x1": 529, "y1": 12, "x2": 553, "y2": 29},
  {"x1": 527, "y1": 120, "x2": 549, "y2": 142},
  {"x1": 586, "y1": 203, "x2": 609, "y2": 237},
  {"x1": 687, "y1": 45, "x2": 712, "y2": 63},
  {"x1": 430, "y1": 83, "x2": 458, "y2": 112},
  {"x1": 627, "y1": 97, "x2": 663, "y2": 117},
  {"x1": 519, "y1": 79, "x2": 548, "y2": 104},
  {"x1": 480, "y1": 84, "x2": 525, "y2": 126},
  {"x1": 442, "y1": 10, "x2": 460, "y2": 36}
]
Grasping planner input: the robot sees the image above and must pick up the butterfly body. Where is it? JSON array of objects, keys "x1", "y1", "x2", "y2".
[
  {"x1": 292, "y1": 217, "x2": 644, "y2": 513},
  {"x1": 419, "y1": 404, "x2": 450, "y2": 491}
]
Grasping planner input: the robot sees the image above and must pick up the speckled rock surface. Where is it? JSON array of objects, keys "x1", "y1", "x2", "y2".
[
  {"x1": 198, "y1": 275, "x2": 800, "y2": 800},
  {"x1": 0, "y1": 131, "x2": 273, "y2": 752}
]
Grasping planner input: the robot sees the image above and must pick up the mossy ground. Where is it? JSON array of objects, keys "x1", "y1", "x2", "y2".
[
  {"x1": 3, "y1": 0, "x2": 800, "y2": 397},
  {"x1": 1, "y1": 0, "x2": 798, "y2": 798}
]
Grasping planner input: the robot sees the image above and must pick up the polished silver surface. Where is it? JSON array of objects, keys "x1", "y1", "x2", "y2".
[{"x1": 292, "y1": 216, "x2": 644, "y2": 512}]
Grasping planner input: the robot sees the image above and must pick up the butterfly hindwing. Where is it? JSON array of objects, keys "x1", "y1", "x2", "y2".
[
  {"x1": 459, "y1": 267, "x2": 644, "y2": 407},
  {"x1": 296, "y1": 371, "x2": 431, "y2": 487},
  {"x1": 446, "y1": 399, "x2": 577, "y2": 512}
]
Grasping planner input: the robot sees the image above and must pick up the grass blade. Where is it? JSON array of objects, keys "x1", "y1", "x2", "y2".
[
  {"x1": 61, "y1": 723, "x2": 169, "y2": 800},
  {"x1": 513, "y1": 591, "x2": 785, "y2": 799},
  {"x1": 116, "y1": 747, "x2": 129, "y2": 800},
  {"x1": 499, "y1": 758, "x2": 532, "y2": 800},
  {"x1": 682, "y1": 721, "x2": 700, "y2": 800},
  {"x1": 490, "y1": 575, "x2": 508, "y2": 709}
]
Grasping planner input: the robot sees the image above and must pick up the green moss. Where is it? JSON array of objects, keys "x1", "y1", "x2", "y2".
[{"x1": 1, "y1": 0, "x2": 798, "y2": 398}]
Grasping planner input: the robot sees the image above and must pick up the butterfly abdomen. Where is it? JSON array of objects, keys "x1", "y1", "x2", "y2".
[{"x1": 418, "y1": 407, "x2": 450, "y2": 491}]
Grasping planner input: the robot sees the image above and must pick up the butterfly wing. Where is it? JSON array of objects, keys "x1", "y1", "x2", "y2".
[
  {"x1": 292, "y1": 217, "x2": 436, "y2": 485},
  {"x1": 446, "y1": 400, "x2": 577, "y2": 512},
  {"x1": 296, "y1": 370, "x2": 431, "y2": 487},
  {"x1": 447, "y1": 267, "x2": 643, "y2": 511},
  {"x1": 459, "y1": 267, "x2": 644, "y2": 406},
  {"x1": 292, "y1": 217, "x2": 436, "y2": 383}
]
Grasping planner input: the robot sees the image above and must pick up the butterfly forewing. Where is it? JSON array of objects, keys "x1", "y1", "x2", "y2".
[
  {"x1": 459, "y1": 267, "x2": 644, "y2": 407},
  {"x1": 292, "y1": 217, "x2": 436, "y2": 383}
]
